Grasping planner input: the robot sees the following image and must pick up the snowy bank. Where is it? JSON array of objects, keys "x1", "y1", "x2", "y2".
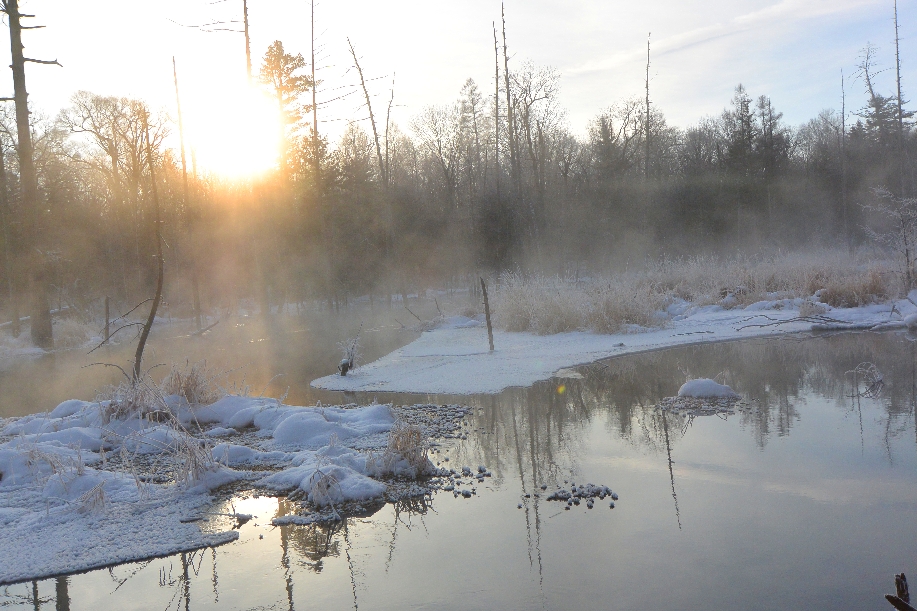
[
  {"x1": 0, "y1": 395, "x2": 468, "y2": 585},
  {"x1": 312, "y1": 300, "x2": 913, "y2": 395}
]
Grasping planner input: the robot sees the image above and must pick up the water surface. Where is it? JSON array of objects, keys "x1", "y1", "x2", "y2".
[{"x1": 3, "y1": 331, "x2": 916, "y2": 610}]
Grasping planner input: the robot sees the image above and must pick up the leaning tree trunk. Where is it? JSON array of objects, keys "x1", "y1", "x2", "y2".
[{"x1": 133, "y1": 112, "x2": 164, "y2": 381}]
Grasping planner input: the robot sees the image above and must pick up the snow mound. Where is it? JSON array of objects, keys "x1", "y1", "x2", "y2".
[{"x1": 678, "y1": 378, "x2": 739, "y2": 398}]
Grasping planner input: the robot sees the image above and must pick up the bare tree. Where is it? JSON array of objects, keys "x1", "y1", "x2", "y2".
[
  {"x1": 645, "y1": 33, "x2": 651, "y2": 182},
  {"x1": 347, "y1": 38, "x2": 384, "y2": 184},
  {"x1": 864, "y1": 188, "x2": 917, "y2": 290},
  {"x1": 0, "y1": 0, "x2": 59, "y2": 349}
]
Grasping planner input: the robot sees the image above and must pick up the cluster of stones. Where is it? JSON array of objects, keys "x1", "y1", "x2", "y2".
[
  {"x1": 545, "y1": 483, "x2": 618, "y2": 510},
  {"x1": 439, "y1": 465, "x2": 491, "y2": 498},
  {"x1": 391, "y1": 404, "x2": 473, "y2": 439}
]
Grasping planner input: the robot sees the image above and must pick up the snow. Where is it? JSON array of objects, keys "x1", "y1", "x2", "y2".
[
  {"x1": 0, "y1": 395, "x2": 465, "y2": 585},
  {"x1": 312, "y1": 297, "x2": 914, "y2": 395},
  {"x1": 678, "y1": 378, "x2": 739, "y2": 398}
]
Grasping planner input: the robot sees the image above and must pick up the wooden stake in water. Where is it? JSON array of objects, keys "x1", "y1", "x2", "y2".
[
  {"x1": 104, "y1": 296, "x2": 110, "y2": 344},
  {"x1": 480, "y1": 277, "x2": 494, "y2": 352}
]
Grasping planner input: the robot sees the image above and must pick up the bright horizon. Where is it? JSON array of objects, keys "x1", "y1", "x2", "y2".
[{"x1": 3, "y1": 0, "x2": 913, "y2": 176}]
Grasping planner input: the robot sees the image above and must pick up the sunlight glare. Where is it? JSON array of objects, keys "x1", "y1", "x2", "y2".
[{"x1": 186, "y1": 84, "x2": 281, "y2": 181}]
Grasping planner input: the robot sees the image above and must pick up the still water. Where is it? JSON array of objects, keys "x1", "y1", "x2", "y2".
[{"x1": 3, "y1": 330, "x2": 917, "y2": 610}]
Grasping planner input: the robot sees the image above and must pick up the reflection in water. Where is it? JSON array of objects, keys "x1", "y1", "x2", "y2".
[{"x1": 4, "y1": 332, "x2": 917, "y2": 610}]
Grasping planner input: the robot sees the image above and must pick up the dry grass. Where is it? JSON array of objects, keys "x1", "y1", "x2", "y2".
[
  {"x1": 76, "y1": 481, "x2": 107, "y2": 514},
  {"x1": 494, "y1": 272, "x2": 666, "y2": 335},
  {"x1": 96, "y1": 369, "x2": 220, "y2": 488},
  {"x1": 492, "y1": 252, "x2": 898, "y2": 335},
  {"x1": 367, "y1": 421, "x2": 430, "y2": 478},
  {"x1": 97, "y1": 377, "x2": 168, "y2": 423},
  {"x1": 308, "y1": 467, "x2": 342, "y2": 508},
  {"x1": 817, "y1": 269, "x2": 890, "y2": 307},
  {"x1": 161, "y1": 360, "x2": 223, "y2": 406},
  {"x1": 647, "y1": 252, "x2": 896, "y2": 307}
]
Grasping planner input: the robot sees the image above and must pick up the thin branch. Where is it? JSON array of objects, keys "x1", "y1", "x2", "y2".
[
  {"x1": 87, "y1": 322, "x2": 144, "y2": 354},
  {"x1": 23, "y1": 57, "x2": 61, "y2": 66},
  {"x1": 404, "y1": 305, "x2": 422, "y2": 322}
]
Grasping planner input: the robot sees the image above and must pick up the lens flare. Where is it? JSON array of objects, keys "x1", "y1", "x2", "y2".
[{"x1": 185, "y1": 84, "x2": 281, "y2": 181}]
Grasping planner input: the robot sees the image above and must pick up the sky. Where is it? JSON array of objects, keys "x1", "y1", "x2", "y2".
[{"x1": 4, "y1": 0, "x2": 914, "y2": 174}]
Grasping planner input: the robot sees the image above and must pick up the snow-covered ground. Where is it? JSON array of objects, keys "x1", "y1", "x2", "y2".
[
  {"x1": 313, "y1": 296, "x2": 914, "y2": 395},
  {"x1": 0, "y1": 395, "x2": 467, "y2": 585}
]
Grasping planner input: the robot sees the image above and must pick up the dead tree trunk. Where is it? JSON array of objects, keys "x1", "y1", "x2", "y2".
[
  {"x1": 493, "y1": 22, "x2": 501, "y2": 202},
  {"x1": 0, "y1": 144, "x2": 18, "y2": 337},
  {"x1": 348, "y1": 38, "x2": 385, "y2": 182},
  {"x1": 1, "y1": 0, "x2": 56, "y2": 349},
  {"x1": 501, "y1": 4, "x2": 520, "y2": 194},
  {"x1": 894, "y1": 0, "x2": 907, "y2": 197}
]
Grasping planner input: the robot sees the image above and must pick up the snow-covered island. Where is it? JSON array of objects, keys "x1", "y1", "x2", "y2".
[{"x1": 312, "y1": 295, "x2": 914, "y2": 395}]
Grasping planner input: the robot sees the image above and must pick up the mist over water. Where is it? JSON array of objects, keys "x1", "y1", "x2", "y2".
[{"x1": 0, "y1": 303, "x2": 427, "y2": 418}]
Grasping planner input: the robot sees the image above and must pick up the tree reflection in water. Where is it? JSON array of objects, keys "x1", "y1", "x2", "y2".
[{"x1": 5, "y1": 332, "x2": 917, "y2": 610}]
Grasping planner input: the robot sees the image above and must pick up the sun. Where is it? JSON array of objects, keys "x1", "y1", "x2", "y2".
[{"x1": 184, "y1": 83, "x2": 282, "y2": 181}]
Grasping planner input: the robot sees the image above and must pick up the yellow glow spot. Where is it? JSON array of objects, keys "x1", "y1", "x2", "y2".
[
  {"x1": 557, "y1": 384, "x2": 566, "y2": 395},
  {"x1": 186, "y1": 84, "x2": 281, "y2": 181}
]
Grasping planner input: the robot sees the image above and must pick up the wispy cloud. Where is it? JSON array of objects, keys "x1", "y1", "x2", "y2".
[{"x1": 569, "y1": 0, "x2": 882, "y2": 76}]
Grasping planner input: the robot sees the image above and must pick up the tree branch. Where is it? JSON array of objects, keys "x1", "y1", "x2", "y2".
[{"x1": 23, "y1": 57, "x2": 61, "y2": 66}]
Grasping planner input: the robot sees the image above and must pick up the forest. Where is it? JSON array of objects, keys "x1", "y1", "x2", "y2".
[{"x1": 0, "y1": 1, "x2": 913, "y2": 350}]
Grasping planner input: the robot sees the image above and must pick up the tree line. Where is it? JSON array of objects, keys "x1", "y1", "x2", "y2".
[{"x1": 0, "y1": 5, "x2": 913, "y2": 346}]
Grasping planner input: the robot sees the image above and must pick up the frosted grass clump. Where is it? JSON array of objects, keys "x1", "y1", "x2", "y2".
[
  {"x1": 491, "y1": 251, "x2": 898, "y2": 336},
  {"x1": 647, "y1": 251, "x2": 895, "y2": 307},
  {"x1": 493, "y1": 272, "x2": 667, "y2": 335}
]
